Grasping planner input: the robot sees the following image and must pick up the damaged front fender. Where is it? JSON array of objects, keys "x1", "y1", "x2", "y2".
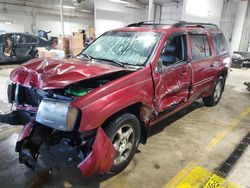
[
  {"x1": 78, "y1": 127, "x2": 116, "y2": 176},
  {"x1": 16, "y1": 122, "x2": 116, "y2": 177}
]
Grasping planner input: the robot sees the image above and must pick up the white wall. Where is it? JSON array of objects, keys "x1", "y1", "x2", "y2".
[
  {"x1": 0, "y1": 3, "x2": 94, "y2": 36},
  {"x1": 239, "y1": 0, "x2": 250, "y2": 52},
  {"x1": 161, "y1": 2, "x2": 183, "y2": 24},
  {"x1": 0, "y1": 23, "x2": 24, "y2": 33},
  {"x1": 181, "y1": 0, "x2": 224, "y2": 26},
  {"x1": 220, "y1": 0, "x2": 239, "y2": 46},
  {"x1": 94, "y1": 0, "x2": 146, "y2": 37}
]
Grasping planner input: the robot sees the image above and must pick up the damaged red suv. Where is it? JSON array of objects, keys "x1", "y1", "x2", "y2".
[{"x1": 1, "y1": 21, "x2": 230, "y2": 176}]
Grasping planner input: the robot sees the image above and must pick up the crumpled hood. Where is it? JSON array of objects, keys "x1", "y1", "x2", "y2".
[{"x1": 10, "y1": 58, "x2": 125, "y2": 89}]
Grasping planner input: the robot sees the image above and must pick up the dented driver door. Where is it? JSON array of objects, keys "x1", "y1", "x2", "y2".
[{"x1": 154, "y1": 33, "x2": 192, "y2": 113}]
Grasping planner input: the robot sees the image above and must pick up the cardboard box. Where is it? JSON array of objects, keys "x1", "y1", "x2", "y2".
[
  {"x1": 69, "y1": 35, "x2": 84, "y2": 56},
  {"x1": 58, "y1": 36, "x2": 69, "y2": 54},
  {"x1": 37, "y1": 47, "x2": 47, "y2": 58},
  {"x1": 73, "y1": 32, "x2": 83, "y2": 38},
  {"x1": 45, "y1": 50, "x2": 56, "y2": 58}
]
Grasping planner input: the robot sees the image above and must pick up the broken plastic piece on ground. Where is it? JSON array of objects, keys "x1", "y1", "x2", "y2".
[
  {"x1": 0, "y1": 110, "x2": 31, "y2": 125},
  {"x1": 78, "y1": 127, "x2": 116, "y2": 176}
]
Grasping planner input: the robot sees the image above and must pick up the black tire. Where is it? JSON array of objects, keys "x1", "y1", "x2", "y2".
[
  {"x1": 103, "y1": 113, "x2": 141, "y2": 173},
  {"x1": 203, "y1": 77, "x2": 224, "y2": 107}
]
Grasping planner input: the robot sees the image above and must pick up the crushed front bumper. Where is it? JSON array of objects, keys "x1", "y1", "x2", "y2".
[{"x1": 15, "y1": 122, "x2": 116, "y2": 176}]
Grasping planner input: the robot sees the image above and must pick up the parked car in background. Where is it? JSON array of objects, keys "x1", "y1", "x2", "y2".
[
  {"x1": 0, "y1": 21, "x2": 230, "y2": 177},
  {"x1": 0, "y1": 32, "x2": 57, "y2": 64}
]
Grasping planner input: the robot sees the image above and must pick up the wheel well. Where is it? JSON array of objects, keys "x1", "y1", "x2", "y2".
[
  {"x1": 218, "y1": 69, "x2": 228, "y2": 80},
  {"x1": 101, "y1": 102, "x2": 149, "y2": 145},
  {"x1": 218, "y1": 69, "x2": 228, "y2": 91}
]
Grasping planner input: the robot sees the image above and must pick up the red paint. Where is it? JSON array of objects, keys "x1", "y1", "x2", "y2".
[
  {"x1": 10, "y1": 24, "x2": 230, "y2": 176},
  {"x1": 10, "y1": 58, "x2": 124, "y2": 89},
  {"x1": 17, "y1": 121, "x2": 33, "y2": 142},
  {"x1": 77, "y1": 127, "x2": 116, "y2": 176}
]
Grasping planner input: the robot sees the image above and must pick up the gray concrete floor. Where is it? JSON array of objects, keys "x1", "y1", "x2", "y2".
[{"x1": 0, "y1": 66, "x2": 249, "y2": 188}]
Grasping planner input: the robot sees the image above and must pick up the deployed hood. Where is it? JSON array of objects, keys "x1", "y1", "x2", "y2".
[{"x1": 10, "y1": 58, "x2": 125, "y2": 89}]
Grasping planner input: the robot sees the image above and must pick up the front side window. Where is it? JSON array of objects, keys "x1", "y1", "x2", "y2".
[
  {"x1": 81, "y1": 31, "x2": 162, "y2": 66},
  {"x1": 160, "y1": 34, "x2": 187, "y2": 66},
  {"x1": 190, "y1": 34, "x2": 211, "y2": 61},
  {"x1": 211, "y1": 33, "x2": 227, "y2": 55}
]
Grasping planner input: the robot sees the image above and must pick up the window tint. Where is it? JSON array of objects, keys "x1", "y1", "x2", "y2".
[
  {"x1": 211, "y1": 33, "x2": 227, "y2": 55},
  {"x1": 160, "y1": 34, "x2": 187, "y2": 66},
  {"x1": 16, "y1": 34, "x2": 37, "y2": 44},
  {"x1": 190, "y1": 34, "x2": 210, "y2": 61},
  {"x1": 0, "y1": 35, "x2": 3, "y2": 44}
]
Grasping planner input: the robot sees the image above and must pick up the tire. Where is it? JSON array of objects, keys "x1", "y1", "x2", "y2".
[
  {"x1": 103, "y1": 113, "x2": 141, "y2": 173},
  {"x1": 203, "y1": 77, "x2": 224, "y2": 107}
]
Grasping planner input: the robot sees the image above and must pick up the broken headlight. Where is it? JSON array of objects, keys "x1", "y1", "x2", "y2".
[{"x1": 36, "y1": 98, "x2": 80, "y2": 132}]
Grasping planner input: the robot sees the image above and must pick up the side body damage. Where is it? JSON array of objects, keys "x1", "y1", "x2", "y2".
[{"x1": 0, "y1": 24, "x2": 230, "y2": 176}]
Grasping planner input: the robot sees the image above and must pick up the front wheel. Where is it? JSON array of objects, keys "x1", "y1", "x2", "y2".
[
  {"x1": 104, "y1": 113, "x2": 141, "y2": 173},
  {"x1": 203, "y1": 77, "x2": 224, "y2": 106}
]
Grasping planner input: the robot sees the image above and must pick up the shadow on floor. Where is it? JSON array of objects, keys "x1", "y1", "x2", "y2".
[
  {"x1": 149, "y1": 100, "x2": 204, "y2": 137},
  {"x1": 0, "y1": 101, "x2": 204, "y2": 188}
]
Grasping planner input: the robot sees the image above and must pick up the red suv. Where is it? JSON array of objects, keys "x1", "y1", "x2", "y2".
[{"x1": 1, "y1": 21, "x2": 230, "y2": 176}]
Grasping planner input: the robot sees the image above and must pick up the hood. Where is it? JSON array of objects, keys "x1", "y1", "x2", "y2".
[{"x1": 10, "y1": 58, "x2": 125, "y2": 89}]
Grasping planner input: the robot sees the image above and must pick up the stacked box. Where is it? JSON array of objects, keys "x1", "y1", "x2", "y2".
[
  {"x1": 37, "y1": 47, "x2": 47, "y2": 58},
  {"x1": 45, "y1": 50, "x2": 56, "y2": 58},
  {"x1": 69, "y1": 33, "x2": 84, "y2": 56},
  {"x1": 58, "y1": 36, "x2": 69, "y2": 55}
]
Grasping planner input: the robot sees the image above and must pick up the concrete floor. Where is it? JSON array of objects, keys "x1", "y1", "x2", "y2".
[{"x1": 0, "y1": 66, "x2": 249, "y2": 188}]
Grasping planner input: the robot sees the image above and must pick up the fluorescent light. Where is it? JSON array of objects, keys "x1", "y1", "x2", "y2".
[
  {"x1": 5, "y1": 21, "x2": 12, "y2": 24},
  {"x1": 79, "y1": 9, "x2": 93, "y2": 13},
  {"x1": 57, "y1": 5, "x2": 75, "y2": 9},
  {"x1": 109, "y1": 0, "x2": 130, "y2": 4}
]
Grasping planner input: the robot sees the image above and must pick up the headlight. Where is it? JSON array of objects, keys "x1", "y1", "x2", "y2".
[{"x1": 36, "y1": 98, "x2": 79, "y2": 132}]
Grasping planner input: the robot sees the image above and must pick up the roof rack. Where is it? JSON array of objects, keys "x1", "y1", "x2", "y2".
[
  {"x1": 127, "y1": 21, "x2": 171, "y2": 28},
  {"x1": 127, "y1": 21, "x2": 219, "y2": 29},
  {"x1": 173, "y1": 21, "x2": 218, "y2": 29}
]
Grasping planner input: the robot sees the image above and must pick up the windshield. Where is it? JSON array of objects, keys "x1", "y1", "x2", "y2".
[{"x1": 80, "y1": 31, "x2": 162, "y2": 66}]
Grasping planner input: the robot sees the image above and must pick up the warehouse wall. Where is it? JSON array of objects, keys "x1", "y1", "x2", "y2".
[
  {"x1": 160, "y1": 2, "x2": 183, "y2": 24},
  {"x1": 219, "y1": 0, "x2": 238, "y2": 46},
  {"x1": 239, "y1": 1, "x2": 250, "y2": 52},
  {"x1": 95, "y1": 0, "x2": 146, "y2": 37},
  {"x1": 182, "y1": 0, "x2": 224, "y2": 26},
  {"x1": 0, "y1": 3, "x2": 94, "y2": 36}
]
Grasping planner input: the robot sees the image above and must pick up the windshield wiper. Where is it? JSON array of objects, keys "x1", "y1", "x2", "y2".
[
  {"x1": 94, "y1": 58, "x2": 126, "y2": 68},
  {"x1": 80, "y1": 53, "x2": 93, "y2": 61}
]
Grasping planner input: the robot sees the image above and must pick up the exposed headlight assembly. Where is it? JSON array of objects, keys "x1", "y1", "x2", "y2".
[{"x1": 36, "y1": 98, "x2": 80, "y2": 132}]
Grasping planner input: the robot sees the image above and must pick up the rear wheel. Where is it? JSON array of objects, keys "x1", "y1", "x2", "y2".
[
  {"x1": 203, "y1": 77, "x2": 224, "y2": 106},
  {"x1": 104, "y1": 113, "x2": 141, "y2": 173}
]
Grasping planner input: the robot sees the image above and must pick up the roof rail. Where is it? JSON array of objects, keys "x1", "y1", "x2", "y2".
[
  {"x1": 173, "y1": 21, "x2": 218, "y2": 29},
  {"x1": 126, "y1": 21, "x2": 219, "y2": 29},
  {"x1": 127, "y1": 21, "x2": 171, "y2": 28}
]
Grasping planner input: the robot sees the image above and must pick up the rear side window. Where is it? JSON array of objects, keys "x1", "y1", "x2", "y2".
[
  {"x1": 211, "y1": 33, "x2": 227, "y2": 55},
  {"x1": 190, "y1": 34, "x2": 211, "y2": 61}
]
